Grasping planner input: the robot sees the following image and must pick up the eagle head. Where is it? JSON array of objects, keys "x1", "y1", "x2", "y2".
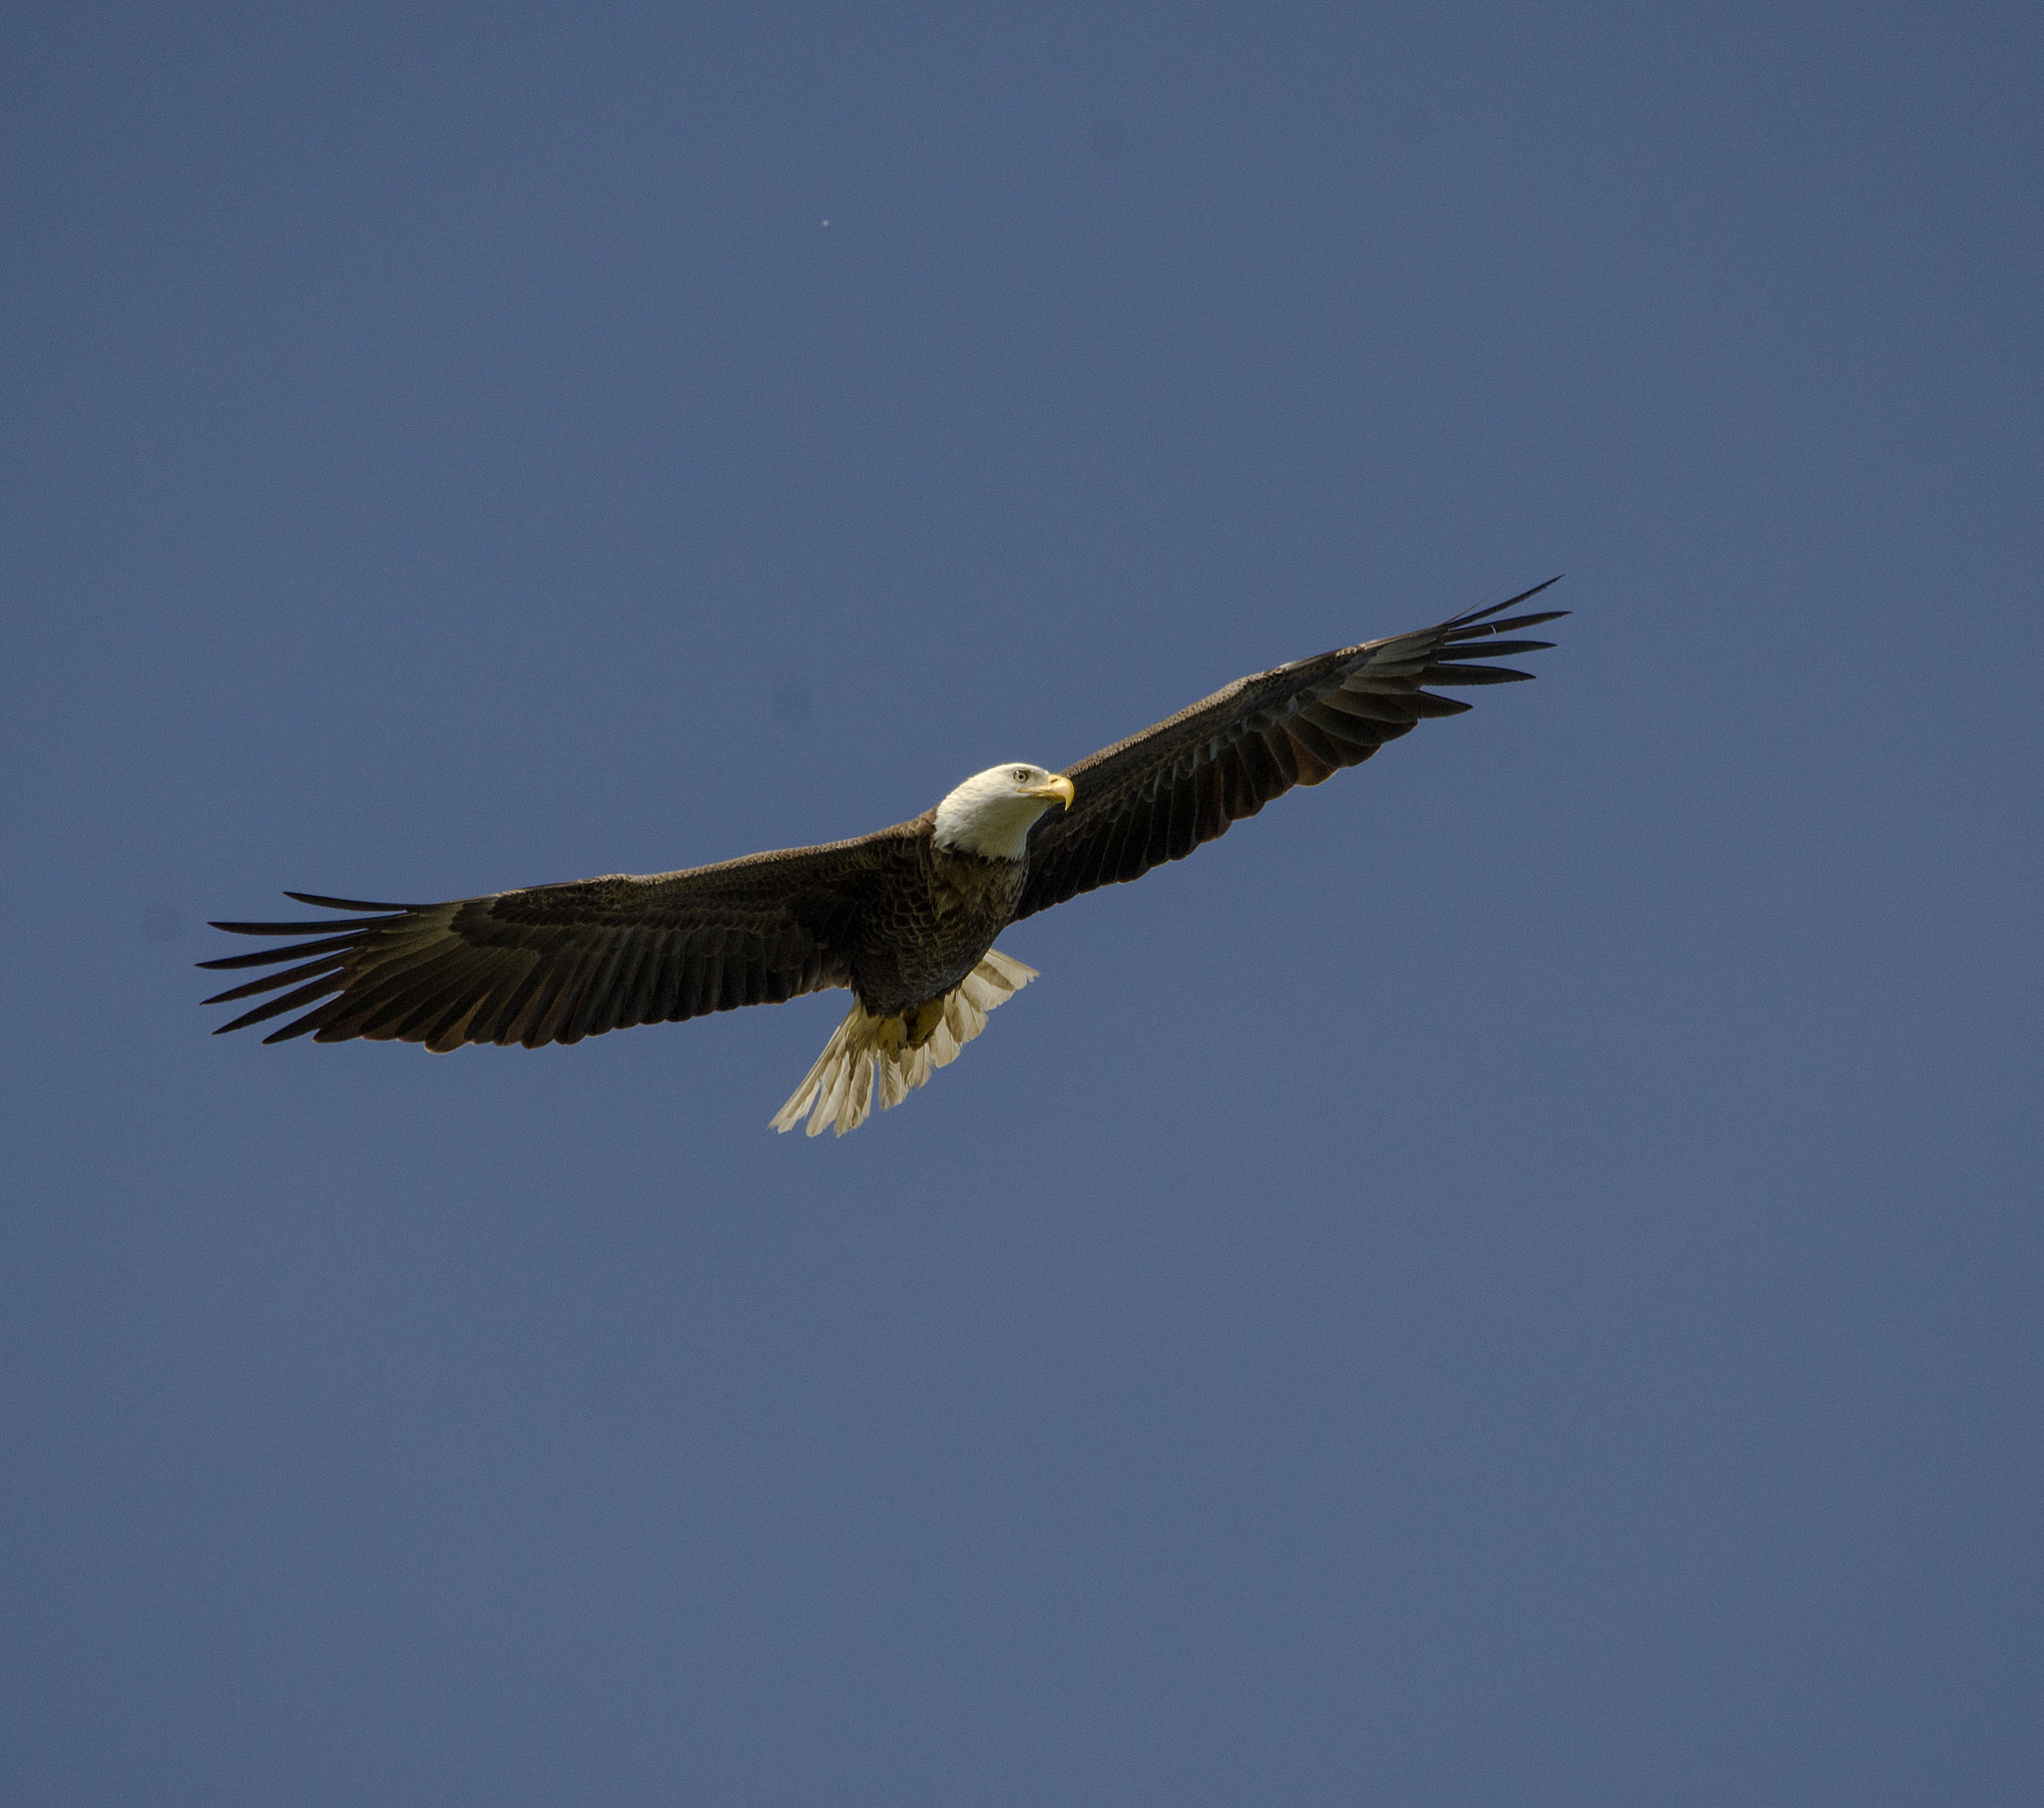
[{"x1": 932, "y1": 763, "x2": 1076, "y2": 861}]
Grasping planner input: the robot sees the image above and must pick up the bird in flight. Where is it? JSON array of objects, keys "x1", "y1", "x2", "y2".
[{"x1": 204, "y1": 580, "x2": 1565, "y2": 1134}]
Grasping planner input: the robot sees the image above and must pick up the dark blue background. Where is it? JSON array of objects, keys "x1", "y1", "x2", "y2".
[{"x1": 6, "y1": 3, "x2": 2039, "y2": 1801}]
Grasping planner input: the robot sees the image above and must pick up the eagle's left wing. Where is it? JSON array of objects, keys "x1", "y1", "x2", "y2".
[
  {"x1": 1012, "y1": 580, "x2": 1564, "y2": 922},
  {"x1": 199, "y1": 826, "x2": 919, "y2": 1052}
]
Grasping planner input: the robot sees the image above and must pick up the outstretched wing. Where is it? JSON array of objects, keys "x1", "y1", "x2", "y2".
[
  {"x1": 200, "y1": 828, "x2": 917, "y2": 1051},
  {"x1": 1014, "y1": 580, "x2": 1565, "y2": 921}
]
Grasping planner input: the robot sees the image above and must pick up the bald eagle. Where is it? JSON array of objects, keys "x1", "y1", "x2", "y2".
[{"x1": 204, "y1": 581, "x2": 1564, "y2": 1134}]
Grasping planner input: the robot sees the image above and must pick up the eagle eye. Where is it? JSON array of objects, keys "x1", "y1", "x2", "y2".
[{"x1": 1013, "y1": 767, "x2": 1030, "y2": 781}]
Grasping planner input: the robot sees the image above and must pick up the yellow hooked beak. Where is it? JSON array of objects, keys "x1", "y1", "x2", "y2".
[{"x1": 1027, "y1": 774, "x2": 1076, "y2": 811}]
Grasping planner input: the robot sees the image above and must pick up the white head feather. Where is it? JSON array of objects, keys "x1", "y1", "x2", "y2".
[{"x1": 932, "y1": 763, "x2": 1075, "y2": 861}]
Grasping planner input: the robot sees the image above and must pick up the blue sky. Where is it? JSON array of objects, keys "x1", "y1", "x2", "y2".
[{"x1": 5, "y1": 3, "x2": 2040, "y2": 1801}]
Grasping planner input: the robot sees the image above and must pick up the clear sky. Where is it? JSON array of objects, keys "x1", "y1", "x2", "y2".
[{"x1": 5, "y1": 3, "x2": 2039, "y2": 1802}]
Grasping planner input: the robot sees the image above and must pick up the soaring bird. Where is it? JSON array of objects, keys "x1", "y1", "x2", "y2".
[{"x1": 203, "y1": 581, "x2": 1565, "y2": 1134}]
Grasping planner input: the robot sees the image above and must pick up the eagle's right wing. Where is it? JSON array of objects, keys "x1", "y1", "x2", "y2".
[
  {"x1": 1013, "y1": 580, "x2": 1565, "y2": 921},
  {"x1": 200, "y1": 828, "x2": 916, "y2": 1052}
]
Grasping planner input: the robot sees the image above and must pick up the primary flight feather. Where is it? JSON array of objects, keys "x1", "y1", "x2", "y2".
[{"x1": 203, "y1": 580, "x2": 1565, "y2": 1134}]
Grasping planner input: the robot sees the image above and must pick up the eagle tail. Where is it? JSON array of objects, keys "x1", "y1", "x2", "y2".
[{"x1": 769, "y1": 950, "x2": 1039, "y2": 1137}]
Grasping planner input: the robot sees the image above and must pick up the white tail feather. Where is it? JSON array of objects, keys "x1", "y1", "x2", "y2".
[{"x1": 768, "y1": 950, "x2": 1039, "y2": 1137}]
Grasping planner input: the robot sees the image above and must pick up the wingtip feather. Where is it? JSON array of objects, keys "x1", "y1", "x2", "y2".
[
  {"x1": 282, "y1": 891, "x2": 418, "y2": 912},
  {"x1": 1444, "y1": 575, "x2": 1566, "y2": 630}
]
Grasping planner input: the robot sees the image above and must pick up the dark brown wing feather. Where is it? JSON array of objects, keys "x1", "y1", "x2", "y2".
[
  {"x1": 1013, "y1": 580, "x2": 1565, "y2": 921},
  {"x1": 201, "y1": 827, "x2": 922, "y2": 1050}
]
